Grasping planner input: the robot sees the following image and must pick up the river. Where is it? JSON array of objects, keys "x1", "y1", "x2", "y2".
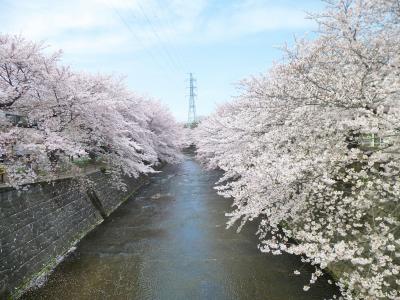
[{"x1": 22, "y1": 153, "x2": 337, "y2": 300}]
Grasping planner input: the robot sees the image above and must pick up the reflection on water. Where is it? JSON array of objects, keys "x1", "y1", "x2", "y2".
[{"x1": 22, "y1": 154, "x2": 338, "y2": 300}]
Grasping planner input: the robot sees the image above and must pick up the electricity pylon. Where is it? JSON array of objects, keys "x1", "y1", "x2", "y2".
[{"x1": 187, "y1": 73, "x2": 197, "y2": 125}]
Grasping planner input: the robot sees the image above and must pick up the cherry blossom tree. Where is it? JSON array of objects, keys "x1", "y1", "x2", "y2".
[
  {"x1": 196, "y1": 1, "x2": 400, "y2": 299},
  {"x1": 0, "y1": 34, "x2": 181, "y2": 189}
]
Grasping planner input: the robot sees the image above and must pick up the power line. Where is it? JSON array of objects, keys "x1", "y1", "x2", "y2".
[
  {"x1": 145, "y1": 0, "x2": 188, "y2": 72},
  {"x1": 134, "y1": 2, "x2": 182, "y2": 74},
  {"x1": 106, "y1": 2, "x2": 188, "y2": 110},
  {"x1": 109, "y1": 5, "x2": 172, "y2": 76}
]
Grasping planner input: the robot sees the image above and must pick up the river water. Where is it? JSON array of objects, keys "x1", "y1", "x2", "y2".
[{"x1": 22, "y1": 153, "x2": 337, "y2": 300}]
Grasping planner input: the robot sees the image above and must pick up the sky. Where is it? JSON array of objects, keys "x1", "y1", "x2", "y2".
[{"x1": 0, "y1": 0, "x2": 325, "y2": 121}]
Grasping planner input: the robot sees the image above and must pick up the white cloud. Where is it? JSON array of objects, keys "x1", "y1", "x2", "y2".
[
  {"x1": 3, "y1": 0, "x2": 111, "y2": 38},
  {"x1": 194, "y1": 1, "x2": 314, "y2": 43},
  {"x1": 0, "y1": 0, "x2": 315, "y2": 55}
]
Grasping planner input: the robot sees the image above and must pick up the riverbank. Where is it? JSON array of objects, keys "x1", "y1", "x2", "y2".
[{"x1": 0, "y1": 170, "x2": 150, "y2": 299}]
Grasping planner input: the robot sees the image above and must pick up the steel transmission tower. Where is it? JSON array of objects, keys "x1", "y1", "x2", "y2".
[{"x1": 187, "y1": 73, "x2": 197, "y2": 125}]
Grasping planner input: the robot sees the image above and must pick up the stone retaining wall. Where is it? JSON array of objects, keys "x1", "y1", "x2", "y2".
[{"x1": 0, "y1": 171, "x2": 148, "y2": 299}]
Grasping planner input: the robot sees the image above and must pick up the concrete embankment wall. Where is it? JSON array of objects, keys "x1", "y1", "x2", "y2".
[{"x1": 0, "y1": 171, "x2": 148, "y2": 299}]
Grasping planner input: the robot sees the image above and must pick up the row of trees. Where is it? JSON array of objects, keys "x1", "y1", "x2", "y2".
[
  {"x1": 0, "y1": 34, "x2": 182, "y2": 189},
  {"x1": 195, "y1": 0, "x2": 400, "y2": 299}
]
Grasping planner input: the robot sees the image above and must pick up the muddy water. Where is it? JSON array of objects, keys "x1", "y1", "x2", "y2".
[{"x1": 22, "y1": 154, "x2": 337, "y2": 300}]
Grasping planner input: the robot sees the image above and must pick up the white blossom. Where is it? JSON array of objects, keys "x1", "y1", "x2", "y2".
[{"x1": 195, "y1": 1, "x2": 400, "y2": 299}]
